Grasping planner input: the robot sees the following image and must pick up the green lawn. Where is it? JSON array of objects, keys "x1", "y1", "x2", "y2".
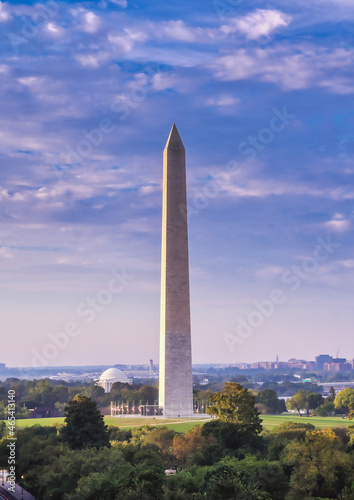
[
  {"x1": 11, "y1": 416, "x2": 210, "y2": 432},
  {"x1": 13, "y1": 416, "x2": 65, "y2": 428},
  {"x1": 261, "y1": 414, "x2": 353, "y2": 430},
  {"x1": 6, "y1": 414, "x2": 353, "y2": 432}
]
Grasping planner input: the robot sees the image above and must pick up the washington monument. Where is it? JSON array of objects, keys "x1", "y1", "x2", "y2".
[{"x1": 159, "y1": 124, "x2": 193, "y2": 417}]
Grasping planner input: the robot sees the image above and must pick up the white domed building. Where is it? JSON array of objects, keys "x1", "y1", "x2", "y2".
[{"x1": 97, "y1": 368, "x2": 131, "y2": 393}]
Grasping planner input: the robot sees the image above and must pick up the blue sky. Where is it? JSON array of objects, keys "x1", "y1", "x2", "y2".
[{"x1": 0, "y1": 0, "x2": 353, "y2": 367}]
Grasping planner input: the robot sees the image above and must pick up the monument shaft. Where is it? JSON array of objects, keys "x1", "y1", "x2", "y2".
[{"x1": 159, "y1": 124, "x2": 193, "y2": 417}]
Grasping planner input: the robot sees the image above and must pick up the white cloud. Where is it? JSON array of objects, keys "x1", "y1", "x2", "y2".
[
  {"x1": 140, "y1": 185, "x2": 160, "y2": 195},
  {"x1": 214, "y1": 46, "x2": 354, "y2": 93},
  {"x1": 0, "y1": 247, "x2": 14, "y2": 259},
  {"x1": 82, "y1": 11, "x2": 101, "y2": 33},
  {"x1": 206, "y1": 95, "x2": 240, "y2": 107},
  {"x1": 45, "y1": 23, "x2": 65, "y2": 37},
  {"x1": 17, "y1": 76, "x2": 40, "y2": 86},
  {"x1": 0, "y1": 1, "x2": 9, "y2": 22},
  {"x1": 110, "y1": 0, "x2": 128, "y2": 6},
  {"x1": 0, "y1": 188, "x2": 9, "y2": 200},
  {"x1": 71, "y1": 8, "x2": 101, "y2": 33},
  {"x1": 75, "y1": 53, "x2": 109, "y2": 68},
  {"x1": 222, "y1": 9, "x2": 291, "y2": 39},
  {"x1": 108, "y1": 28, "x2": 148, "y2": 53},
  {"x1": 162, "y1": 20, "x2": 199, "y2": 42},
  {"x1": 323, "y1": 213, "x2": 351, "y2": 232},
  {"x1": 152, "y1": 73, "x2": 176, "y2": 91},
  {"x1": 339, "y1": 260, "x2": 354, "y2": 268},
  {"x1": 255, "y1": 265, "x2": 284, "y2": 279},
  {"x1": 214, "y1": 176, "x2": 354, "y2": 201}
]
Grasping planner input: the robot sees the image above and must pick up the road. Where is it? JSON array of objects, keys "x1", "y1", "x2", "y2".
[{"x1": 0, "y1": 485, "x2": 18, "y2": 500}]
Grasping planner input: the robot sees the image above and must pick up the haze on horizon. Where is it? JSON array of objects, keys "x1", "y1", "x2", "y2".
[{"x1": 0, "y1": 0, "x2": 353, "y2": 368}]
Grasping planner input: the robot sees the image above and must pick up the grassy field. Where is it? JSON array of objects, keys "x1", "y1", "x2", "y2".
[
  {"x1": 261, "y1": 414, "x2": 353, "y2": 430},
  {"x1": 7, "y1": 414, "x2": 353, "y2": 432},
  {"x1": 11, "y1": 416, "x2": 209, "y2": 433}
]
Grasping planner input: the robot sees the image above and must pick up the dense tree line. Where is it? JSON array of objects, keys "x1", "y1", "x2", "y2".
[
  {"x1": 286, "y1": 387, "x2": 354, "y2": 417},
  {"x1": 0, "y1": 383, "x2": 353, "y2": 499},
  {"x1": 0, "y1": 378, "x2": 159, "y2": 419},
  {"x1": 0, "y1": 377, "x2": 289, "y2": 420}
]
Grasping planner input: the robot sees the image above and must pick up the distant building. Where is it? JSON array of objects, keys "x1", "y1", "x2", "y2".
[
  {"x1": 333, "y1": 357, "x2": 347, "y2": 364},
  {"x1": 0, "y1": 363, "x2": 6, "y2": 371},
  {"x1": 274, "y1": 361, "x2": 288, "y2": 369},
  {"x1": 252, "y1": 362, "x2": 275, "y2": 370},
  {"x1": 287, "y1": 359, "x2": 315, "y2": 370},
  {"x1": 323, "y1": 362, "x2": 352, "y2": 372},
  {"x1": 97, "y1": 368, "x2": 131, "y2": 393},
  {"x1": 315, "y1": 355, "x2": 333, "y2": 370},
  {"x1": 29, "y1": 406, "x2": 59, "y2": 418},
  {"x1": 149, "y1": 359, "x2": 154, "y2": 372},
  {"x1": 315, "y1": 355, "x2": 353, "y2": 372}
]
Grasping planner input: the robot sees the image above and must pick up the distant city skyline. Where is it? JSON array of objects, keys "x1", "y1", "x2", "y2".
[
  {"x1": 2, "y1": 352, "x2": 354, "y2": 372},
  {"x1": 0, "y1": 0, "x2": 353, "y2": 366}
]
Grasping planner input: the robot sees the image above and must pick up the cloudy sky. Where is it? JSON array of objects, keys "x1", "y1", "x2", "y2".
[{"x1": 0, "y1": 0, "x2": 353, "y2": 367}]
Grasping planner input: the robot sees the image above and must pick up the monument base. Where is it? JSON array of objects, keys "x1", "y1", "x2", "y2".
[{"x1": 162, "y1": 408, "x2": 194, "y2": 418}]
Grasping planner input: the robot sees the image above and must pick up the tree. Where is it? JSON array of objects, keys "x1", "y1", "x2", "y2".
[
  {"x1": 173, "y1": 425, "x2": 217, "y2": 468},
  {"x1": 349, "y1": 402, "x2": 354, "y2": 421},
  {"x1": 84, "y1": 384, "x2": 105, "y2": 402},
  {"x1": 227, "y1": 455, "x2": 289, "y2": 500},
  {"x1": 335, "y1": 388, "x2": 354, "y2": 414},
  {"x1": 316, "y1": 400, "x2": 335, "y2": 417},
  {"x1": 265, "y1": 421, "x2": 315, "y2": 461},
  {"x1": 328, "y1": 386, "x2": 336, "y2": 401},
  {"x1": 284, "y1": 428, "x2": 351, "y2": 498},
  {"x1": 0, "y1": 385, "x2": 7, "y2": 402},
  {"x1": 307, "y1": 392, "x2": 323, "y2": 410},
  {"x1": 255, "y1": 389, "x2": 286, "y2": 414},
  {"x1": 286, "y1": 389, "x2": 311, "y2": 416},
  {"x1": 207, "y1": 382, "x2": 262, "y2": 433},
  {"x1": 201, "y1": 419, "x2": 264, "y2": 460},
  {"x1": 140, "y1": 426, "x2": 177, "y2": 467},
  {"x1": 35, "y1": 447, "x2": 131, "y2": 500},
  {"x1": 198, "y1": 458, "x2": 272, "y2": 500},
  {"x1": 138, "y1": 385, "x2": 158, "y2": 404},
  {"x1": 60, "y1": 395, "x2": 110, "y2": 450},
  {"x1": 0, "y1": 421, "x2": 6, "y2": 440}
]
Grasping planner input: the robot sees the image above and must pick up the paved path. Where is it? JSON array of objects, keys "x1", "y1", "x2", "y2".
[
  {"x1": 0, "y1": 484, "x2": 18, "y2": 500},
  {"x1": 0, "y1": 473, "x2": 36, "y2": 500}
]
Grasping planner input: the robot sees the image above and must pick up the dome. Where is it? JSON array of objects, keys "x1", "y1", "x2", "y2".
[{"x1": 100, "y1": 368, "x2": 129, "y2": 382}]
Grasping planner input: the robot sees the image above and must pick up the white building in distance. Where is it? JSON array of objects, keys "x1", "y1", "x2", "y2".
[{"x1": 97, "y1": 367, "x2": 130, "y2": 393}]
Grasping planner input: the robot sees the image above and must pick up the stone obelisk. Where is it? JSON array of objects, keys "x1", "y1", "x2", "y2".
[{"x1": 159, "y1": 124, "x2": 193, "y2": 417}]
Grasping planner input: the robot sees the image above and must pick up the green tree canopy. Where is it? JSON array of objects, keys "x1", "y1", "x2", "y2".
[
  {"x1": 206, "y1": 382, "x2": 262, "y2": 433},
  {"x1": 349, "y1": 402, "x2": 354, "y2": 421},
  {"x1": 315, "y1": 400, "x2": 335, "y2": 417},
  {"x1": 255, "y1": 389, "x2": 286, "y2": 414},
  {"x1": 286, "y1": 389, "x2": 312, "y2": 415},
  {"x1": 334, "y1": 388, "x2": 354, "y2": 413},
  {"x1": 284, "y1": 428, "x2": 351, "y2": 498},
  {"x1": 307, "y1": 392, "x2": 324, "y2": 410},
  {"x1": 60, "y1": 395, "x2": 110, "y2": 450}
]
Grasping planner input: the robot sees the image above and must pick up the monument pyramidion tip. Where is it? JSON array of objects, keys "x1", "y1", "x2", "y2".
[{"x1": 165, "y1": 123, "x2": 185, "y2": 152}]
